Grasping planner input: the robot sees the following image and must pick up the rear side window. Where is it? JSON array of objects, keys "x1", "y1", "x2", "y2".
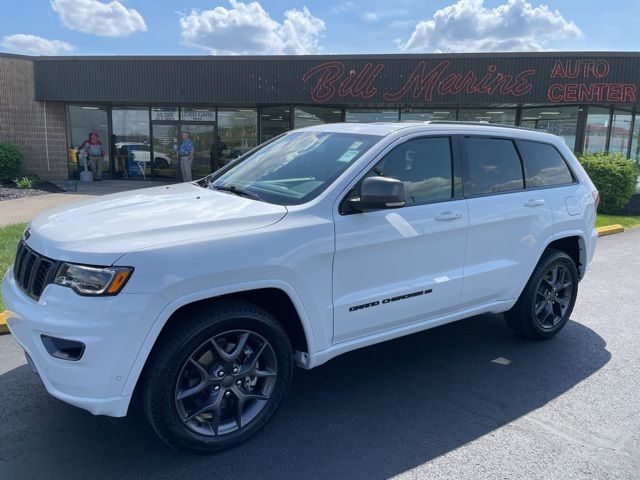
[
  {"x1": 463, "y1": 137, "x2": 524, "y2": 195},
  {"x1": 374, "y1": 137, "x2": 453, "y2": 205},
  {"x1": 517, "y1": 140, "x2": 574, "y2": 187}
]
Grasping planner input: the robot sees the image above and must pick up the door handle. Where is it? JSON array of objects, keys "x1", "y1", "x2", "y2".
[
  {"x1": 435, "y1": 211, "x2": 462, "y2": 221},
  {"x1": 524, "y1": 199, "x2": 546, "y2": 207}
]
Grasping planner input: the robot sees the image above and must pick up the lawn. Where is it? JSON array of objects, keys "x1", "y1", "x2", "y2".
[
  {"x1": 596, "y1": 214, "x2": 640, "y2": 229},
  {"x1": 0, "y1": 222, "x2": 27, "y2": 311}
]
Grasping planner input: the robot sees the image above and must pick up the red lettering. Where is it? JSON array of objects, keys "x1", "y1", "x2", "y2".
[
  {"x1": 548, "y1": 84, "x2": 564, "y2": 102},
  {"x1": 302, "y1": 62, "x2": 344, "y2": 102},
  {"x1": 594, "y1": 60, "x2": 609, "y2": 78},
  {"x1": 623, "y1": 84, "x2": 636, "y2": 102},
  {"x1": 383, "y1": 61, "x2": 449, "y2": 102}
]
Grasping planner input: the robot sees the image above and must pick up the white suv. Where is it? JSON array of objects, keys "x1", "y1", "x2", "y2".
[{"x1": 2, "y1": 122, "x2": 598, "y2": 451}]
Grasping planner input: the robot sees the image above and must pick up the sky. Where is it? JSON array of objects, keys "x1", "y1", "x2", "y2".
[{"x1": 0, "y1": 0, "x2": 639, "y2": 57}]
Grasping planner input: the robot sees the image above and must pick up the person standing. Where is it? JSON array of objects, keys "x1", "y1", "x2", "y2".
[
  {"x1": 178, "y1": 131, "x2": 195, "y2": 182},
  {"x1": 80, "y1": 132, "x2": 105, "y2": 181}
]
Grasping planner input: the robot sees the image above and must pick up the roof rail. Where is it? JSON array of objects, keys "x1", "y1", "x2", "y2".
[{"x1": 420, "y1": 120, "x2": 539, "y2": 132}]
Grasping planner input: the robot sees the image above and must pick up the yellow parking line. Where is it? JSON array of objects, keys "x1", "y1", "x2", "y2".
[{"x1": 0, "y1": 310, "x2": 9, "y2": 335}]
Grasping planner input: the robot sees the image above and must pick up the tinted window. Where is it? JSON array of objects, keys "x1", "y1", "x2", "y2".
[
  {"x1": 517, "y1": 140, "x2": 574, "y2": 187},
  {"x1": 374, "y1": 137, "x2": 453, "y2": 205},
  {"x1": 464, "y1": 138, "x2": 524, "y2": 195}
]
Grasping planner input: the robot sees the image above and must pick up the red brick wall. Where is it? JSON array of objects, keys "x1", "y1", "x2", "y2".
[{"x1": 0, "y1": 55, "x2": 68, "y2": 181}]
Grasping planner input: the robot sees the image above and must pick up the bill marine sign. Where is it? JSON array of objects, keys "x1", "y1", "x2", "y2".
[{"x1": 302, "y1": 57, "x2": 637, "y2": 105}]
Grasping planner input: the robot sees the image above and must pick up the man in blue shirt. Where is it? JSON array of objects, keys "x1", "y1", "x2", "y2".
[{"x1": 178, "y1": 132, "x2": 195, "y2": 181}]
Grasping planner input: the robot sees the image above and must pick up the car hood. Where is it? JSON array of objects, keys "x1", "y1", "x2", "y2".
[{"x1": 26, "y1": 183, "x2": 288, "y2": 265}]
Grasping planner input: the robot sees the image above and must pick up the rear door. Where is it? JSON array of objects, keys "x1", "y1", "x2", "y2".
[
  {"x1": 460, "y1": 136, "x2": 554, "y2": 307},
  {"x1": 332, "y1": 136, "x2": 469, "y2": 343}
]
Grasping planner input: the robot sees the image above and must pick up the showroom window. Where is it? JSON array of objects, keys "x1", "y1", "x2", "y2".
[
  {"x1": 458, "y1": 108, "x2": 516, "y2": 125},
  {"x1": 400, "y1": 109, "x2": 456, "y2": 121},
  {"x1": 293, "y1": 106, "x2": 342, "y2": 128},
  {"x1": 345, "y1": 109, "x2": 399, "y2": 122},
  {"x1": 67, "y1": 105, "x2": 110, "y2": 180},
  {"x1": 112, "y1": 107, "x2": 150, "y2": 180},
  {"x1": 217, "y1": 109, "x2": 258, "y2": 170},
  {"x1": 519, "y1": 106, "x2": 580, "y2": 151},
  {"x1": 609, "y1": 108, "x2": 633, "y2": 155},
  {"x1": 583, "y1": 107, "x2": 611, "y2": 153},
  {"x1": 260, "y1": 106, "x2": 291, "y2": 142}
]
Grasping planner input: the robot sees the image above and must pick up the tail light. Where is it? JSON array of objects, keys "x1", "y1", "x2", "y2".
[{"x1": 592, "y1": 190, "x2": 600, "y2": 209}]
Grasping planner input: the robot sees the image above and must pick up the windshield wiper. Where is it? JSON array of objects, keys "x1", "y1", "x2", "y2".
[{"x1": 212, "y1": 184, "x2": 262, "y2": 201}]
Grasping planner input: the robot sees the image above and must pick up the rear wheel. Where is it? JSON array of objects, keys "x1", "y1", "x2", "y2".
[
  {"x1": 505, "y1": 250, "x2": 578, "y2": 340},
  {"x1": 141, "y1": 300, "x2": 293, "y2": 451},
  {"x1": 154, "y1": 157, "x2": 169, "y2": 169}
]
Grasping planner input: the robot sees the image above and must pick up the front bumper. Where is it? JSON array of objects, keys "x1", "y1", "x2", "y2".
[{"x1": 2, "y1": 267, "x2": 168, "y2": 416}]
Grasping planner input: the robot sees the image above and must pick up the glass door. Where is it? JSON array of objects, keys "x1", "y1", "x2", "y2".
[
  {"x1": 151, "y1": 123, "x2": 180, "y2": 180},
  {"x1": 182, "y1": 123, "x2": 216, "y2": 179}
]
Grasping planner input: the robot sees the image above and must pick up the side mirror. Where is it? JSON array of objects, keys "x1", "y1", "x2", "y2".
[{"x1": 351, "y1": 176, "x2": 406, "y2": 211}]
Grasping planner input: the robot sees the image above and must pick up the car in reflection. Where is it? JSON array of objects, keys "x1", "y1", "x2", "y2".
[{"x1": 115, "y1": 142, "x2": 173, "y2": 169}]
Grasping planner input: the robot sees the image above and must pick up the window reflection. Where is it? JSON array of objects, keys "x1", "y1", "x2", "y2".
[
  {"x1": 293, "y1": 106, "x2": 342, "y2": 128},
  {"x1": 67, "y1": 105, "x2": 110, "y2": 180},
  {"x1": 520, "y1": 106, "x2": 579, "y2": 151},
  {"x1": 261, "y1": 106, "x2": 290, "y2": 142},
  {"x1": 345, "y1": 109, "x2": 399, "y2": 122},
  {"x1": 217, "y1": 109, "x2": 258, "y2": 170},
  {"x1": 583, "y1": 107, "x2": 610, "y2": 153},
  {"x1": 458, "y1": 108, "x2": 516, "y2": 125},
  {"x1": 112, "y1": 107, "x2": 150, "y2": 180},
  {"x1": 400, "y1": 109, "x2": 456, "y2": 121},
  {"x1": 609, "y1": 108, "x2": 632, "y2": 155}
]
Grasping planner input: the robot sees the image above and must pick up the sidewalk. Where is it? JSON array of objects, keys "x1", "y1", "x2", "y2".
[{"x1": 0, "y1": 180, "x2": 173, "y2": 227}]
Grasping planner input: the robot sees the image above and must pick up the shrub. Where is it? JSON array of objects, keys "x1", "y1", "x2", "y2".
[
  {"x1": 0, "y1": 143, "x2": 23, "y2": 183},
  {"x1": 13, "y1": 175, "x2": 40, "y2": 189},
  {"x1": 579, "y1": 152, "x2": 639, "y2": 213}
]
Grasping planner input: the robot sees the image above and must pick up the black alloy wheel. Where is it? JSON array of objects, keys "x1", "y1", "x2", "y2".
[
  {"x1": 142, "y1": 300, "x2": 293, "y2": 451},
  {"x1": 505, "y1": 249, "x2": 578, "y2": 339}
]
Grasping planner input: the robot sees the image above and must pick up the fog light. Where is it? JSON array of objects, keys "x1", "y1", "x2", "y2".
[{"x1": 41, "y1": 335, "x2": 85, "y2": 361}]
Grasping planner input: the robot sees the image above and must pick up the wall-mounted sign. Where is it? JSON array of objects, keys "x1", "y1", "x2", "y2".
[
  {"x1": 151, "y1": 107, "x2": 179, "y2": 121},
  {"x1": 34, "y1": 54, "x2": 640, "y2": 106},
  {"x1": 181, "y1": 108, "x2": 215, "y2": 122}
]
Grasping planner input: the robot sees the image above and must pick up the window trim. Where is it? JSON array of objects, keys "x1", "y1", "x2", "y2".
[
  {"x1": 339, "y1": 135, "x2": 459, "y2": 215},
  {"x1": 515, "y1": 139, "x2": 578, "y2": 191},
  {"x1": 460, "y1": 135, "x2": 526, "y2": 199}
]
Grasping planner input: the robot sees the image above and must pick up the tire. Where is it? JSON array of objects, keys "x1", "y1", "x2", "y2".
[
  {"x1": 504, "y1": 249, "x2": 578, "y2": 340},
  {"x1": 154, "y1": 157, "x2": 169, "y2": 169},
  {"x1": 141, "y1": 299, "x2": 293, "y2": 452}
]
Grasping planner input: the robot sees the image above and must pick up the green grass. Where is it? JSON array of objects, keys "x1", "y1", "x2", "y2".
[
  {"x1": 596, "y1": 214, "x2": 640, "y2": 229},
  {"x1": 0, "y1": 222, "x2": 27, "y2": 311}
]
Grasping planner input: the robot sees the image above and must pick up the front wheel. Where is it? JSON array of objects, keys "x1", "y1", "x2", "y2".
[
  {"x1": 141, "y1": 300, "x2": 293, "y2": 451},
  {"x1": 505, "y1": 250, "x2": 578, "y2": 340}
]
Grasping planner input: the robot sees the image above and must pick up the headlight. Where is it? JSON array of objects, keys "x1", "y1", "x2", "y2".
[{"x1": 54, "y1": 263, "x2": 133, "y2": 296}]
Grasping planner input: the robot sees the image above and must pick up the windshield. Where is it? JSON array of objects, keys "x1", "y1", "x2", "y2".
[{"x1": 205, "y1": 130, "x2": 381, "y2": 205}]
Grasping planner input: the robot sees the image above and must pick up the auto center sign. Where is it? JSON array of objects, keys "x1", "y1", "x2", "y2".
[
  {"x1": 301, "y1": 57, "x2": 637, "y2": 105},
  {"x1": 33, "y1": 53, "x2": 640, "y2": 106}
]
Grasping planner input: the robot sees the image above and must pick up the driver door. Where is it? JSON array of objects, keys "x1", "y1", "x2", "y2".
[{"x1": 332, "y1": 136, "x2": 469, "y2": 343}]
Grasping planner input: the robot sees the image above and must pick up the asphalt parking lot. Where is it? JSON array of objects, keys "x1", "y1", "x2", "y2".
[{"x1": 1, "y1": 229, "x2": 638, "y2": 480}]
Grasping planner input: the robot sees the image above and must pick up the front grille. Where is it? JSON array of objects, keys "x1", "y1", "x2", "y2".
[{"x1": 13, "y1": 241, "x2": 59, "y2": 300}]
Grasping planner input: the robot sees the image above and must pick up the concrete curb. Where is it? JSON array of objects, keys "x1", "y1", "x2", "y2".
[
  {"x1": 0, "y1": 310, "x2": 9, "y2": 335},
  {"x1": 597, "y1": 224, "x2": 625, "y2": 237}
]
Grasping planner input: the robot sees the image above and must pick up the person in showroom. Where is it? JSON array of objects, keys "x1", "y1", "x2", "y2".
[
  {"x1": 178, "y1": 131, "x2": 195, "y2": 182},
  {"x1": 80, "y1": 131, "x2": 105, "y2": 181}
]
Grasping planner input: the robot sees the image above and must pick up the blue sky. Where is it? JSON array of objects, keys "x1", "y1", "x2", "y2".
[{"x1": 1, "y1": 0, "x2": 639, "y2": 56}]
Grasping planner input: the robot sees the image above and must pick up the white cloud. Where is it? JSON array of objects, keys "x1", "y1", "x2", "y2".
[
  {"x1": 179, "y1": 1, "x2": 325, "y2": 55},
  {"x1": 51, "y1": 0, "x2": 147, "y2": 37},
  {"x1": 331, "y1": 2, "x2": 354, "y2": 14},
  {"x1": 1, "y1": 34, "x2": 75, "y2": 55},
  {"x1": 398, "y1": 0, "x2": 581, "y2": 52},
  {"x1": 363, "y1": 12, "x2": 379, "y2": 22}
]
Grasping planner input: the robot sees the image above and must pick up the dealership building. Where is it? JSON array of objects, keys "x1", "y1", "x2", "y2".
[{"x1": 1, "y1": 51, "x2": 640, "y2": 182}]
